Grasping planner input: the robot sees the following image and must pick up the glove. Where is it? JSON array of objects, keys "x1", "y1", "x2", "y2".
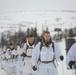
[
  {"x1": 16, "y1": 54, "x2": 19, "y2": 58},
  {"x1": 69, "y1": 61, "x2": 75, "y2": 69},
  {"x1": 32, "y1": 66, "x2": 37, "y2": 71},
  {"x1": 20, "y1": 52, "x2": 26, "y2": 57},
  {"x1": 60, "y1": 56, "x2": 64, "y2": 61}
]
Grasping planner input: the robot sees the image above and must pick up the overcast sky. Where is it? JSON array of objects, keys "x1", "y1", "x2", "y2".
[{"x1": 0, "y1": 0, "x2": 76, "y2": 14}]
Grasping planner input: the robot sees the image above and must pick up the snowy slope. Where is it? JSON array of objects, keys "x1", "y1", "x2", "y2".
[{"x1": 0, "y1": 11, "x2": 76, "y2": 35}]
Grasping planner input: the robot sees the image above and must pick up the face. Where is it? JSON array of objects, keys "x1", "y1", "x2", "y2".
[
  {"x1": 43, "y1": 33, "x2": 51, "y2": 43},
  {"x1": 9, "y1": 45, "x2": 14, "y2": 49},
  {"x1": 28, "y1": 37, "x2": 34, "y2": 44}
]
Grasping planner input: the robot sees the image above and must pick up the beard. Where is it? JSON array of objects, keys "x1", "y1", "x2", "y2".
[{"x1": 42, "y1": 38, "x2": 52, "y2": 47}]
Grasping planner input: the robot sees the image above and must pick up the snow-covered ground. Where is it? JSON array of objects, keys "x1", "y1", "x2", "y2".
[{"x1": 0, "y1": 39, "x2": 75, "y2": 75}]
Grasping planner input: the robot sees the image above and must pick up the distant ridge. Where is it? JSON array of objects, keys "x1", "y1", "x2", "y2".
[{"x1": 15, "y1": 10, "x2": 76, "y2": 13}]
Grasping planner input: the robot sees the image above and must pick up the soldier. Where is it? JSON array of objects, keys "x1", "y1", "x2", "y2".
[
  {"x1": 66, "y1": 43, "x2": 76, "y2": 75},
  {"x1": 31, "y1": 31, "x2": 64, "y2": 75},
  {"x1": 23, "y1": 33, "x2": 36, "y2": 75},
  {"x1": 0, "y1": 51, "x2": 6, "y2": 70},
  {"x1": 4, "y1": 42, "x2": 18, "y2": 75}
]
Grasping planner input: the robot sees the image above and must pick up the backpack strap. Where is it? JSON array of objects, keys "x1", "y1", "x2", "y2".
[
  {"x1": 52, "y1": 42, "x2": 56, "y2": 63},
  {"x1": 38, "y1": 42, "x2": 43, "y2": 61},
  {"x1": 52, "y1": 42, "x2": 55, "y2": 52},
  {"x1": 21, "y1": 44, "x2": 29, "y2": 56},
  {"x1": 26, "y1": 44, "x2": 29, "y2": 52},
  {"x1": 40, "y1": 41, "x2": 43, "y2": 51}
]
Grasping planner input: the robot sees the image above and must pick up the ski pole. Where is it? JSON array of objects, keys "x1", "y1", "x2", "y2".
[
  {"x1": 72, "y1": 65, "x2": 74, "y2": 75},
  {"x1": 62, "y1": 61, "x2": 65, "y2": 75}
]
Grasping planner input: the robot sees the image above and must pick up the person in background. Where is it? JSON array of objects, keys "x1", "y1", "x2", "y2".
[
  {"x1": 0, "y1": 50, "x2": 6, "y2": 71},
  {"x1": 66, "y1": 43, "x2": 76, "y2": 75},
  {"x1": 23, "y1": 33, "x2": 36, "y2": 75},
  {"x1": 4, "y1": 42, "x2": 18, "y2": 75}
]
